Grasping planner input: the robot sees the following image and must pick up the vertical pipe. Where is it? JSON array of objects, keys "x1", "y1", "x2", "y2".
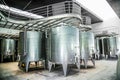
[
  {"x1": 24, "y1": 28, "x2": 27, "y2": 56},
  {"x1": 102, "y1": 38, "x2": 105, "y2": 57}
]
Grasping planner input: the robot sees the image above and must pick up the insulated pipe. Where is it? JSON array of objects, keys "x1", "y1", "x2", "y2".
[{"x1": 0, "y1": 4, "x2": 43, "y2": 19}]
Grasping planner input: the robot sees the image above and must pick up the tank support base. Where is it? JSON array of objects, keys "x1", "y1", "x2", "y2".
[
  {"x1": 48, "y1": 61, "x2": 52, "y2": 72},
  {"x1": 82, "y1": 58, "x2": 95, "y2": 68},
  {"x1": 18, "y1": 60, "x2": 45, "y2": 72},
  {"x1": 62, "y1": 63, "x2": 68, "y2": 76}
]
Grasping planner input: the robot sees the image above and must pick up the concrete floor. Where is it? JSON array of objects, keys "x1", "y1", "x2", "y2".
[{"x1": 0, "y1": 60, "x2": 117, "y2": 80}]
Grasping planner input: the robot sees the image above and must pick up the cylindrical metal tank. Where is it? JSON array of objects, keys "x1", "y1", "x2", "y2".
[
  {"x1": 116, "y1": 37, "x2": 120, "y2": 50},
  {"x1": 96, "y1": 38, "x2": 100, "y2": 54},
  {"x1": 0, "y1": 39, "x2": 1, "y2": 52},
  {"x1": 1, "y1": 39, "x2": 15, "y2": 62},
  {"x1": 117, "y1": 37, "x2": 120, "y2": 80},
  {"x1": 95, "y1": 37, "x2": 117, "y2": 59},
  {"x1": 95, "y1": 38, "x2": 103, "y2": 58},
  {"x1": 116, "y1": 37, "x2": 120, "y2": 56},
  {"x1": 95, "y1": 38, "x2": 104, "y2": 60},
  {"x1": 80, "y1": 32, "x2": 95, "y2": 68},
  {"x1": 117, "y1": 55, "x2": 120, "y2": 80},
  {"x1": 47, "y1": 25, "x2": 80, "y2": 76},
  {"x1": 103, "y1": 38, "x2": 110, "y2": 58},
  {"x1": 109, "y1": 37, "x2": 117, "y2": 57},
  {"x1": 18, "y1": 31, "x2": 44, "y2": 72}
]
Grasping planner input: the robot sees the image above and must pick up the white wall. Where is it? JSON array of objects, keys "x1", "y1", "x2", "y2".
[
  {"x1": 76, "y1": 0, "x2": 120, "y2": 35},
  {"x1": 91, "y1": 17, "x2": 120, "y2": 35}
]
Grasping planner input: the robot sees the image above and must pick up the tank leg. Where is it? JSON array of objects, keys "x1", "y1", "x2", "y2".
[
  {"x1": 35, "y1": 61, "x2": 38, "y2": 67},
  {"x1": 91, "y1": 58, "x2": 95, "y2": 67},
  {"x1": 95, "y1": 55, "x2": 97, "y2": 60},
  {"x1": 62, "y1": 63, "x2": 68, "y2": 76},
  {"x1": 106, "y1": 55, "x2": 109, "y2": 59},
  {"x1": 18, "y1": 61, "x2": 20, "y2": 66},
  {"x1": 80, "y1": 59, "x2": 82, "y2": 64},
  {"x1": 1, "y1": 54, "x2": 3, "y2": 62},
  {"x1": 42, "y1": 60, "x2": 46, "y2": 69},
  {"x1": 18, "y1": 61, "x2": 21, "y2": 70},
  {"x1": 76, "y1": 62, "x2": 80, "y2": 71},
  {"x1": 25, "y1": 62, "x2": 29, "y2": 72},
  {"x1": 53, "y1": 63, "x2": 55, "y2": 68},
  {"x1": 76, "y1": 57, "x2": 80, "y2": 71},
  {"x1": 98, "y1": 54, "x2": 100, "y2": 60},
  {"x1": 116, "y1": 55, "x2": 118, "y2": 59},
  {"x1": 83, "y1": 59, "x2": 87, "y2": 69},
  {"x1": 48, "y1": 61, "x2": 52, "y2": 72},
  {"x1": 12, "y1": 55, "x2": 14, "y2": 62},
  {"x1": 18, "y1": 62, "x2": 24, "y2": 70},
  {"x1": 95, "y1": 54, "x2": 99, "y2": 60}
]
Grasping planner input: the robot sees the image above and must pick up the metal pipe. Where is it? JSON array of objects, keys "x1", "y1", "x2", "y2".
[
  {"x1": 0, "y1": 4, "x2": 43, "y2": 19},
  {"x1": 102, "y1": 38, "x2": 105, "y2": 57}
]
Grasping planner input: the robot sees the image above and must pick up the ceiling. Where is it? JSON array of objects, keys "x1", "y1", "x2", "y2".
[
  {"x1": 81, "y1": 8, "x2": 102, "y2": 24},
  {"x1": 107, "y1": 0, "x2": 120, "y2": 18},
  {"x1": 0, "y1": 0, "x2": 71, "y2": 10},
  {"x1": 0, "y1": 0, "x2": 102, "y2": 23}
]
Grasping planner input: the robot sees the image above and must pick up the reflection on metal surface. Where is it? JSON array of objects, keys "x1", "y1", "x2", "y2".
[
  {"x1": 47, "y1": 25, "x2": 80, "y2": 76},
  {"x1": 80, "y1": 32, "x2": 95, "y2": 68},
  {"x1": 18, "y1": 31, "x2": 45, "y2": 72},
  {"x1": 1, "y1": 39, "x2": 15, "y2": 62}
]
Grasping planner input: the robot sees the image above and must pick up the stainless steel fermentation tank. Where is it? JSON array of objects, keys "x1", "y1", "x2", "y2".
[
  {"x1": 103, "y1": 38, "x2": 110, "y2": 58},
  {"x1": 117, "y1": 56, "x2": 120, "y2": 80},
  {"x1": 47, "y1": 25, "x2": 80, "y2": 76},
  {"x1": 117, "y1": 37, "x2": 120, "y2": 80},
  {"x1": 80, "y1": 32, "x2": 95, "y2": 68},
  {"x1": 109, "y1": 37, "x2": 117, "y2": 57},
  {"x1": 96, "y1": 37, "x2": 117, "y2": 59},
  {"x1": 96, "y1": 38, "x2": 110, "y2": 58},
  {"x1": 96, "y1": 38, "x2": 100, "y2": 57},
  {"x1": 1, "y1": 39, "x2": 15, "y2": 62},
  {"x1": 116, "y1": 37, "x2": 120, "y2": 53},
  {"x1": 18, "y1": 31, "x2": 45, "y2": 72}
]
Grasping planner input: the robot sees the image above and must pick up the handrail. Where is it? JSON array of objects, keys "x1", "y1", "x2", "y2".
[{"x1": 27, "y1": 1, "x2": 81, "y2": 17}]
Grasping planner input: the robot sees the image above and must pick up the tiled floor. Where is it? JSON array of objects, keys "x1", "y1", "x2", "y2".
[{"x1": 0, "y1": 60, "x2": 117, "y2": 80}]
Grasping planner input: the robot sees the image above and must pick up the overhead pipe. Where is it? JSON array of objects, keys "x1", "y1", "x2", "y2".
[{"x1": 0, "y1": 4, "x2": 44, "y2": 19}]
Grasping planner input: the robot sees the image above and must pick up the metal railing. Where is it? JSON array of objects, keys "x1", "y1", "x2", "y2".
[{"x1": 27, "y1": 1, "x2": 81, "y2": 17}]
